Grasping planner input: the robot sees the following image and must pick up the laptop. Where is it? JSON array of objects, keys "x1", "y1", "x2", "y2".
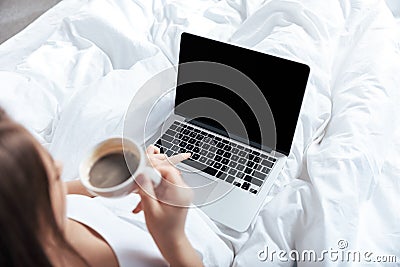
[{"x1": 150, "y1": 32, "x2": 310, "y2": 232}]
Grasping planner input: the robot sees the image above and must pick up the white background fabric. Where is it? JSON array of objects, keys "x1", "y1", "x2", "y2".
[{"x1": 0, "y1": 0, "x2": 399, "y2": 266}]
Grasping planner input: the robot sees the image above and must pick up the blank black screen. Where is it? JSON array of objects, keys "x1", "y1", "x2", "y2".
[{"x1": 175, "y1": 32, "x2": 310, "y2": 155}]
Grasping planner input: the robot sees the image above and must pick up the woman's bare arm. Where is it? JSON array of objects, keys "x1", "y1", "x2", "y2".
[{"x1": 66, "y1": 180, "x2": 94, "y2": 197}]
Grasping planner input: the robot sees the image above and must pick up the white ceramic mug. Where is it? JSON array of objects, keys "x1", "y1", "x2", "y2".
[{"x1": 79, "y1": 137, "x2": 161, "y2": 198}]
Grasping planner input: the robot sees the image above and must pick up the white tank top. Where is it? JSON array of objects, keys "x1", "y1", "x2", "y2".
[{"x1": 67, "y1": 194, "x2": 233, "y2": 267}]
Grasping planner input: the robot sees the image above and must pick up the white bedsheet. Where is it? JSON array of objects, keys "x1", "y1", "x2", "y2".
[{"x1": 1, "y1": 0, "x2": 399, "y2": 266}]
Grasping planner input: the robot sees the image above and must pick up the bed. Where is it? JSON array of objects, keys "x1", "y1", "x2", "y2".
[{"x1": 1, "y1": 0, "x2": 399, "y2": 266}]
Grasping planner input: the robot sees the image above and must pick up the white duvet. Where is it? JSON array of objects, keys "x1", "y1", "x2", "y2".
[{"x1": 1, "y1": 0, "x2": 399, "y2": 266}]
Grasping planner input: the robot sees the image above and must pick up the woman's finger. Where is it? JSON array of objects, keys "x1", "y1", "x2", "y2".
[
  {"x1": 146, "y1": 145, "x2": 160, "y2": 155},
  {"x1": 132, "y1": 201, "x2": 142, "y2": 214},
  {"x1": 167, "y1": 153, "x2": 191, "y2": 165},
  {"x1": 156, "y1": 165, "x2": 185, "y2": 186}
]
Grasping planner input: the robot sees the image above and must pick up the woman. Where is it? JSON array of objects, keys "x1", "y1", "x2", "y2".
[{"x1": 0, "y1": 108, "x2": 206, "y2": 267}]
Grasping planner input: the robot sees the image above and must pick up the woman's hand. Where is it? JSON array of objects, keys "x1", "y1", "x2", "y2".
[
  {"x1": 132, "y1": 145, "x2": 191, "y2": 213},
  {"x1": 145, "y1": 145, "x2": 191, "y2": 170},
  {"x1": 132, "y1": 146, "x2": 203, "y2": 267}
]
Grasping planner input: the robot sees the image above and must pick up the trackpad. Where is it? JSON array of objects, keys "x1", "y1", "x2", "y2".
[{"x1": 178, "y1": 163, "x2": 218, "y2": 207}]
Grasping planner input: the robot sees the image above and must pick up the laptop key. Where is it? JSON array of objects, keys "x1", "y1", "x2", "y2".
[
  {"x1": 216, "y1": 149, "x2": 224, "y2": 155},
  {"x1": 241, "y1": 182, "x2": 250, "y2": 190},
  {"x1": 166, "y1": 129, "x2": 175, "y2": 136},
  {"x1": 269, "y1": 157, "x2": 277, "y2": 162},
  {"x1": 200, "y1": 150, "x2": 208, "y2": 156},
  {"x1": 254, "y1": 171, "x2": 267, "y2": 180},
  {"x1": 224, "y1": 145, "x2": 232, "y2": 151},
  {"x1": 246, "y1": 161, "x2": 255, "y2": 168},
  {"x1": 199, "y1": 156, "x2": 207, "y2": 163},
  {"x1": 203, "y1": 137, "x2": 212, "y2": 143},
  {"x1": 216, "y1": 142, "x2": 225, "y2": 148},
  {"x1": 190, "y1": 132, "x2": 197, "y2": 138},
  {"x1": 188, "y1": 138, "x2": 196, "y2": 144},
  {"x1": 171, "y1": 145, "x2": 180, "y2": 152},
  {"x1": 179, "y1": 141, "x2": 187, "y2": 147},
  {"x1": 238, "y1": 151, "x2": 247, "y2": 157},
  {"x1": 228, "y1": 169, "x2": 237, "y2": 176},
  {"x1": 162, "y1": 141, "x2": 173, "y2": 149},
  {"x1": 251, "y1": 178, "x2": 263, "y2": 186},
  {"x1": 231, "y1": 148, "x2": 239, "y2": 154},
  {"x1": 233, "y1": 182, "x2": 241, "y2": 187},
  {"x1": 170, "y1": 125, "x2": 177, "y2": 130},
  {"x1": 207, "y1": 152, "x2": 215, "y2": 159},
  {"x1": 213, "y1": 162, "x2": 222, "y2": 169},
  {"x1": 162, "y1": 134, "x2": 174, "y2": 142},
  {"x1": 221, "y1": 158, "x2": 229, "y2": 165},
  {"x1": 182, "y1": 136, "x2": 190, "y2": 141},
  {"x1": 196, "y1": 135, "x2": 204, "y2": 140},
  {"x1": 216, "y1": 172, "x2": 227, "y2": 180},
  {"x1": 214, "y1": 155, "x2": 222, "y2": 162},
  {"x1": 221, "y1": 166, "x2": 228, "y2": 172},
  {"x1": 229, "y1": 161, "x2": 237, "y2": 168},
  {"x1": 261, "y1": 159, "x2": 273, "y2": 168},
  {"x1": 223, "y1": 152, "x2": 231, "y2": 158},
  {"x1": 155, "y1": 140, "x2": 162, "y2": 148},
  {"x1": 254, "y1": 156, "x2": 261, "y2": 163},
  {"x1": 202, "y1": 143, "x2": 210, "y2": 150},
  {"x1": 236, "y1": 172, "x2": 244, "y2": 179},
  {"x1": 192, "y1": 154, "x2": 200, "y2": 160},
  {"x1": 252, "y1": 151, "x2": 260, "y2": 156},
  {"x1": 206, "y1": 159, "x2": 214, "y2": 166},
  {"x1": 244, "y1": 167, "x2": 253, "y2": 174},
  {"x1": 172, "y1": 139, "x2": 180, "y2": 145},
  {"x1": 236, "y1": 164, "x2": 245, "y2": 171},
  {"x1": 231, "y1": 155, "x2": 239, "y2": 161},
  {"x1": 238, "y1": 158, "x2": 246, "y2": 165},
  {"x1": 210, "y1": 147, "x2": 217, "y2": 152},
  {"x1": 226, "y1": 175, "x2": 235, "y2": 183},
  {"x1": 165, "y1": 150, "x2": 174, "y2": 157},
  {"x1": 193, "y1": 147, "x2": 200, "y2": 153},
  {"x1": 261, "y1": 167, "x2": 270, "y2": 174},
  {"x1": 249, "y1": 188, "x2": 258, "y2": 194},
  {"x1": 244, "y1": 175, "x2": 252, "y2": 182},
  {"x1": 186, "y1": 144, "x2": 194, "y2": 150}
]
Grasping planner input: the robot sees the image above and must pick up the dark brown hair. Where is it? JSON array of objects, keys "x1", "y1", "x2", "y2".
[{"x1": 0, "y1": 109, "x2": 87, "y2": 266}]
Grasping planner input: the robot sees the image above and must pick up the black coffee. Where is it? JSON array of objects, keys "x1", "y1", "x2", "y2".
[{"x1": 89, "y1": 152, "x2": 138, "y2": 188}]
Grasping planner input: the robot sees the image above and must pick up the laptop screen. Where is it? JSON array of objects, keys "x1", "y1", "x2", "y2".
[{"x1": 175, "y1": 32, "x2": 310, "y2": 155}]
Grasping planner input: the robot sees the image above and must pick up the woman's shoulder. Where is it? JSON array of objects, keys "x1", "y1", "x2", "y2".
[{"x1": 66, "y1": 194, "x2": 167, "y2": 267}]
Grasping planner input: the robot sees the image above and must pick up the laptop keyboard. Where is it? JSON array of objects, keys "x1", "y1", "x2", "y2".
[{"x1": 154, "y1": 121, "x2": 276, "y2": 195}]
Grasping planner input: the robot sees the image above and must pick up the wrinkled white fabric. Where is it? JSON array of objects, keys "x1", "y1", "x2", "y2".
[{"x1": 1, "y1": 0, "x2": 399, "y2": 266}]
